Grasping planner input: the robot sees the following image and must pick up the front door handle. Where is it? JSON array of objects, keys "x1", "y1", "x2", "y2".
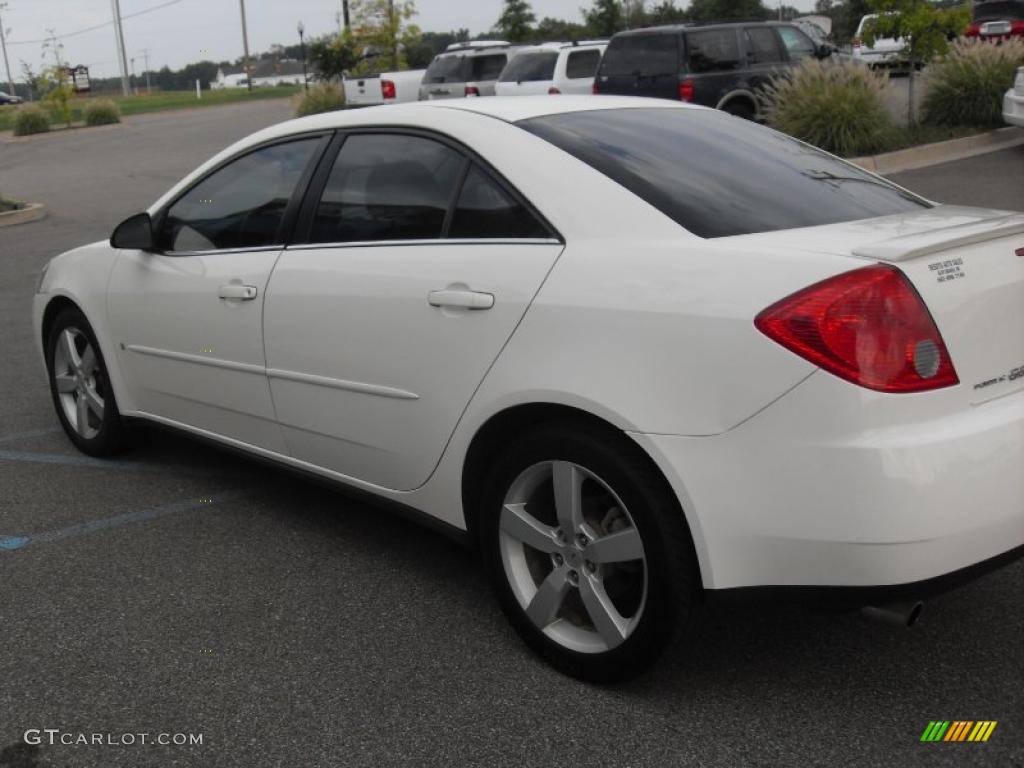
[
  {"x1": 428, "y1": 287, "x2": 494, "y2": 310},
  {"x1": 218, "y1": 284, "x2": 258, "y2": 300}
]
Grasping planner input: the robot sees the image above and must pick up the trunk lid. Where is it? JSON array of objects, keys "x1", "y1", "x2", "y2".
[{"x1": 736, "y1": 205, "x2": 1024, "y2": 403}]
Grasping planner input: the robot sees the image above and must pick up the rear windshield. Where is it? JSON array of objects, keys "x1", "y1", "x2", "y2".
[
  {"x1": 600, "y1": 33, "x2": 679, "y2": 76},
  {"x1": 684, "y1": 29, "x2": 742, "y2": 74},
  {"x1": 499, "y1": 51, "x2": 558, "y2": 82},
  {"x1": 518, "y1": 108, "x2": 928, "y2": 239},
  {"x1": 973, "y1": 0, "x2": 1024, "y2": 20},
  {"x1": 424, "y1": 55, "x2": 466, "y2": 84}
]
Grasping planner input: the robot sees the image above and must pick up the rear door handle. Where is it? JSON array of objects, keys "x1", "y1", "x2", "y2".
[
  {"x1": 218, "y1": 284, "x2": 258, "y2": 300},
  {"x1": 428, "y1": 288, "x2": 494, "y2": 310}
]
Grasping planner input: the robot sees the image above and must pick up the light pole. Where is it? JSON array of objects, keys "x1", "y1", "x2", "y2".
[
  {"x1": 297, "y1": 21, "x2": 307, "y2": 91},
  {"x1": 0, "y1": 1, "x2": 15, "y2": 98}
]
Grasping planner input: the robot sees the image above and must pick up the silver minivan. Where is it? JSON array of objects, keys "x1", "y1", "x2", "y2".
[{"x1": 418, "y1": 41, "x2": 519, "y2": 100}]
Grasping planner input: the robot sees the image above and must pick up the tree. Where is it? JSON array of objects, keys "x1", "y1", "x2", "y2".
[
  {"x1": 308, "y1": 33, "x2": 358, "y2": 80},
  {"x1": 532, "y1": 17, "x2": 590, "y2": 42},
  {"x1": 37, "y1": 65, "x2": 73, "y2": 127},
  {"x1": 584, "y1": 0, "x2": 623, "y2": 36},
  {"x1": 647, "y1": 1, "x2": 689, "y2": 24},
  {"x1": 495, "y1": 0, "x2": 536, "y2": 42},
  {"x1": 861, "y1": 0, "x2": 970, "y2": 123},
  {"x1": 623, "y1": 0, "x2": 648, "y2": 28},
  {"x1": 348, "y1": 0, "x2": 422, "y2": 72},
  {"x1": 686, "y1": 0, "x2": 772, "y2": 22}
]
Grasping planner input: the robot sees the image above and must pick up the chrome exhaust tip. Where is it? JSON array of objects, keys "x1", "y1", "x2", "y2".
[{"x1": 861, "y1": 600, "x2": 924, "y2": 628}]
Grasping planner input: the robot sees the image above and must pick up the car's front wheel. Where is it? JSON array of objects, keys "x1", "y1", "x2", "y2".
[
  {"x1": 46, "y1": 306, "x2": 129, "y2": 456},
  {"x1": 482, "y1": 423, "x2": 698, "y2": 682}
]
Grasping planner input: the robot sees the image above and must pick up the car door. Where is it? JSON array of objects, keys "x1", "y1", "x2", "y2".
[
  {"x1": 683, "y1": 28, "x2": 745, "y2": 108},
  {"x1": 105, "y1": 135, "x2": 328, "y2": 452},
  {"x1": 742, "y1": 26, "x2": 786, "y2": 107},
  {"x1": 262, "y1": 131, "x2": 563, "y2": 491}
]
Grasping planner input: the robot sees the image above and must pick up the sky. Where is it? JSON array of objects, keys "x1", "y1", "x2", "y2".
[{"x1": 0, "y1": 0, "x2": 814, "y2": 82}]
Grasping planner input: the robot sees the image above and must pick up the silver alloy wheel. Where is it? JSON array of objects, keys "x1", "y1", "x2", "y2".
[
  {"x1": 52, "y1": 327, "x2": 105, "y2": 440},
  {"x1": 499, "y1": 460, "x2": 648, "y2": 654}
]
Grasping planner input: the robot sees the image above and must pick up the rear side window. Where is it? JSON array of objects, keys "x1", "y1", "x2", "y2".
[
  {"x1": 449, "y1": 166, "x2": 549, "y2": 239},
  {"x1": 684, "y1": 29, "x2": 742, "y2": 74},
  {"x1": 518, "y1": 108, "x2": 928, "y2": 239},
  {"x1": 424, "y1": 55, "x2": 466, "y2": 84},
  {"x1": 499, "y1": 51, "x2": 558, "y2": 82},
  {"x1": 472, "y1": 54, "x2": 508, "y2": 81},
  {"x1": 310, "y1": 134, "x2": 464, "y2": 243},
  {"x1": 744, "y1": 27, "x2": 783, "y2": 64},
  {"x1": 600, "y1": 33, "x2": 679, "y2": 76},
  {"x1": 566, "y1": 49, "x2": 602, "y2": 79}
]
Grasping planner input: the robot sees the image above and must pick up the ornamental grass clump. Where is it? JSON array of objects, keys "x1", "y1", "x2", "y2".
[
  {"x1": 761, "y1": 59, "x2": 892, "y2": 157},
  {"x1": 84, "y1": 99, "x2": 121, "y2": 126},
  {"x1": 295, "y1": 83, "x2": 344, "y2": 117},
  {"x1": 923, "y1": 38, "x2": 1024, "y2": 128},
  {"x1": 12, "y1": 105, "x2": 50, "y2": 136}
]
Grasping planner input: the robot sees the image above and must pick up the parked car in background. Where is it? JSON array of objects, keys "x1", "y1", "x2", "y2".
[
  {"x1": 852, "y1": 14, "x2": 906, "y2": 69},
  {"x1": 419, "y1": 41, "x2": 518, "y2": 100},
  {"x1": 594, "y1": 22, "x2": 830, "y2": 120},
  {"x1": 1004, "y1": 66, "x2": 1024, "y2": 126},
  {"x1": 495, "y1": 40, "x2": 608, "y2": 96},
  {"x1": 967, "y1": 0, "x2": 1024, "y2": 39},
  {"x1": 0, "y1": 90, "x2": 24, "y2": 105},
  {"x1": 343, "y1": 69, "x2": 426, "y2": 107}
]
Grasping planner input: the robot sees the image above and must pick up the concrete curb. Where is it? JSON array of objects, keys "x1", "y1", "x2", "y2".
[
  {"x1": 0, "y1": 202, "x2": 46, "y2": 227},
  {"x1": 850, "y1": 126, "x2": 1024, "y2": 174}
]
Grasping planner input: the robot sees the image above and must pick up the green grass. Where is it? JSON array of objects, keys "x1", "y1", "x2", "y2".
[{"x1": 0, "y1": 85, "x2": 299, "y2": 132}]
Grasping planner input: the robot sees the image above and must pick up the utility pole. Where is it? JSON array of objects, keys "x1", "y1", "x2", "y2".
[
  {"x1": 341, "y1": 0, "x2": 350, "y2": 30},
  {"x1": 141, "y1": 48, "x2": 151, "y2": 93},
  {"x1": 388, "y1": 0, "x2": 398, "y2": 68},
  {"x1": 110, "y1": 0, "x2": 130, "y2": 96},
  {"x1": 297, "y1": 21, "x2": 308, "y2": 92},
  {"x1": 239, "y1": 0, "x2": 252, "y2": 91},
  {"x1": 0, "y1": 2, "x2": 15, "y2": 97},
  {"x1": 129, "y1": 56, "x2": 136, "y2": 94}
]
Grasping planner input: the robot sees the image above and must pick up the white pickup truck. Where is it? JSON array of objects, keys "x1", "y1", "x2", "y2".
[{"x1": 342, "y1": 69, "x2": 426, "y2": 106}]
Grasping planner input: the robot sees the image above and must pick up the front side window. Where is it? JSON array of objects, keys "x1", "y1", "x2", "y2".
[
  {"x1": 449, "y1": 166, "x2": 549, "y2": 239},
  {"x1": 566, "y1": 49, "x2": 603, "y2": 79},
  {"x1": 518, "y1": 108, "x2": 928, "y2": 239},
  {"x1": 472, "y1": 54, "x2": 508, "y2": 81},
  {"x1": 160, "y1": 138, "x2": 319, "y2": 252},
  {"x1": 310, "y1": 134, "x2": 464, "y2": 243},
  {"x1": 777, "y1": 26, "x2": 816, "y2": 60},
  {"x1": 685, "y1": 29, "x2": 742, "y2": 74},
  {"x1": 600, "y1": 34, "x2": 678, "y2": 77},
  {"x1": 744, "y1": 27, "x2": 783, "y2": 64},
  {"x1": 499, "y1": 51, "x2": 559, "y2": 82}
]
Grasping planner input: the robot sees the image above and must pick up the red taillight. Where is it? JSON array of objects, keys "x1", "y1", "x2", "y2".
[
  {"x1": 548, "y1": 86, "x2": 561, "y2": 94},
  {"x1": 382, "y1": 79, "x2": 396, "y2": 100},
  {"x1": 592, "y1": 80, "x2": 599, "y2": 94},
  {"x1": 1012, "y1": 20, "x2": 1024, "y2": 34},
  {"x1": 754, "y1": 265, "x2": 959, "y2": 393},
  {"x1": 966, "y1": 24, "x2": 980, "y2": 37},
  {"x1": 465, "y1": 85, "x2": 480, "y2": 97},
  {"x1": 678, "y1": 78, "x2": 694, "y2": 102}
]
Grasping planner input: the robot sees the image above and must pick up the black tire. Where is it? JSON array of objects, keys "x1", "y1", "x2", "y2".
[
  {"x1": 480, "y1": 421, "x2": 699, "y2": 683},
  {"x1": 46, "y1": 306, "x2": 130, "y2": 457},
  {"x1": 722, "y1": 100, "x2": 755, "y2": 121}
]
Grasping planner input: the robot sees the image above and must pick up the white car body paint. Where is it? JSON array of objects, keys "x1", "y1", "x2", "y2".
[{"x1": 33, "y1": 96, "x2": 1024, "y2": 591}]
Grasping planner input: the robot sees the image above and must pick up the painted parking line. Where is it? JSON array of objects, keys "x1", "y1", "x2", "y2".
[{"x1": 0, "y1": 490, "x2": 248, "y2": 552}]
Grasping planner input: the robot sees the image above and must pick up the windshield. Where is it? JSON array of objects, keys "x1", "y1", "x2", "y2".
[
  {"x1": 423, "y1": 55, "x2": 466, "y2": 84},
  {"x1": 499, "y1": 51, "x2": 558, "y2": 82},
  {"x1": 599, "y1": 33, "x2": 679, "y2": 77},
  {"x1": 518, "y1": 108, "x2": 928, "y2": 239},
  {"x1": 973, "y1": 0, "x2": 1024, "y2": 20}
]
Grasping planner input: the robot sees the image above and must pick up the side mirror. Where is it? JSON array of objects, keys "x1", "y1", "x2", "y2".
[
  {"x1": 816, "y1": 43, "x2": 834, "y2": 59},
  {"x1": 110, "y1": 212, "x2": 155, "y2": 251}
]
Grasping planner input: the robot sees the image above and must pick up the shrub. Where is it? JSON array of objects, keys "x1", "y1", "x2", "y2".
[
  {"x1": 12, "y1": 106, "x2": 50, "y2": 136},
  {"x1": 761, "y1": 59, "x2": 892, "y2": 157},
  {"x1": 923, "y1": 38, "x2": 1024, "y2": 128},
  {"x1": 294, "y1": 83, "x2": 344, "y2": 117},
  {"x1": 84, "y1": 99, "x2": 121, "y2": 126}
]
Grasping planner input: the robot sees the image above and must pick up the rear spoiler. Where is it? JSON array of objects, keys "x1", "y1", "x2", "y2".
[{"x1": 853, "y1": 213, "x2": 1024, "y2": 262}]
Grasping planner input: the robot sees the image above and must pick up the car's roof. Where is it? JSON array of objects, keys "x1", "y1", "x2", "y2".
[
  {"x1": 267, "y1": 96, "x2": 700, "y2": 138},
  {"x1": 616, "y1": 20, "x2": 793, "y2": 35}
]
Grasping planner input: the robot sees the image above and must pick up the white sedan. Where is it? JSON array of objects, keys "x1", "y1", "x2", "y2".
[{"x1": 33, "y1": 97, "x2": 1024, "y2": 681}]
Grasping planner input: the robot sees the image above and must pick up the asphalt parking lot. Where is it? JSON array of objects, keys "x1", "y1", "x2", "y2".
[{"x1": 1, "y1": 102, "x2": 1022, "y2": 768}]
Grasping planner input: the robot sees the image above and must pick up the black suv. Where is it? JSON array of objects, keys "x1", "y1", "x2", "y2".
[{"x1": 594, "y1": 22, "x2": 831, "y2": 119}]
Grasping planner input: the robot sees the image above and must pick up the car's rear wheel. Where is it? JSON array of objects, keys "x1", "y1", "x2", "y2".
[
  {"x1": 722, "y1": 99, "x2": 755, "y2": 120},
  {"x1": 46, "y1": 307, "x2": 129, "y2": 456},
  {"x1": 481, "y1": 423, "x2": 698, "y2": 682}
]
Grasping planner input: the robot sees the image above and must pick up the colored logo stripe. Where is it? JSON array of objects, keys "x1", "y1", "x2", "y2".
[{"x1": 920, "y1": 721, "x2": 996, "y2": 742}]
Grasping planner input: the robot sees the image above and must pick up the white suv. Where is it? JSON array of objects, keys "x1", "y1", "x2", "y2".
[
  {"x1": 852, "y1": 14, "x2": 906, "y2": 68},
  {"x1": 495, "y1": 41, "x2": 607, "y2": 96},
  {"x1": 1004, "y1": 66, "x2": 1024, "y2": 126}
]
